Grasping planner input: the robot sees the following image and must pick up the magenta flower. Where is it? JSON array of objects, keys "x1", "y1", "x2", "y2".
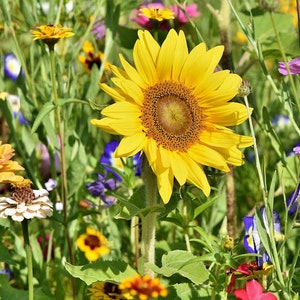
[
  {"x1": 92, "y1": 19, "x2": 106, "y2": 40},
  {"x1": 170, "y1": 4, "x2": 200, "y2": 25},
  {"x1": 278, "y1": 57, "x2": 300, "y2": 75},
  {"x1": 234, "y1": 280, "x2": 277, "y2": 300}
]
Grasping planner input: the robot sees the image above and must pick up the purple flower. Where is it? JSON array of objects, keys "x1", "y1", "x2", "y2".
[
  {"x1": 100, "y1": 140, "x2": 142, "y2": 180},
  {"x1": 243, "y1": 207, "x2": 281, "y2": 266},
  {"x1": 170, "y1": 4, "x2": 200, "y2": 25},
  {"x1": 92, "y1": 19, "x2": 106, "y2": 40},
  {"x1": 278, "y1": 57, "x2": 300, "y2": 75},
  {"x1": 4, "y1": 53, "x2": 24, "y2": 81},
  {"x1": 86, "y1": 173, "x2": 117, "y2": 207},
  {"x1": 287, "y1": 185, "x2": 300, "y2": 216}
]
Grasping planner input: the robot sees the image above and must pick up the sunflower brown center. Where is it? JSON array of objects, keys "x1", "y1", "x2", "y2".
[
  {"x1": 11, "y1": 187, "x2": 35, "y2": 205},
  {"x1": 84, "y1": 235, "x2": 101, "y2": 250},
  {"x1": 141, "y1": 81, "x2": 202, "y2": 151}
]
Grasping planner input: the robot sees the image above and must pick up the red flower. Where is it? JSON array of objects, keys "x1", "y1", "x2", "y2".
[{"x1": 234, "y1": 280, "x2": 277, "y2": 300}]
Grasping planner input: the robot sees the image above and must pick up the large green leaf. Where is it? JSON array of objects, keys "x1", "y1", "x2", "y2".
[
  {"x1": 146, "y1": 250, "x2": 209, "y2": 285},
  {"x1": 65, "y1": 260, "x2": 138, "y2": 285}
]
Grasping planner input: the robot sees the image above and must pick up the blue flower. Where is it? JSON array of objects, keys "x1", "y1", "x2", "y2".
[
  {"x1": 287, "y1": 185, "x2": 300, "y2": 217},
  {"x1": 243, "y1": 207, "x2": 281, "y2": 266},
  {"x1": 86, "y1": 173, "x2": 117, "y2": 207},
  {"x1": 100, "y1": 140, "x2": 142, "y2": 180},
  {"x1": 4, "y1": 53, "x2": 24, "y2": 81},
  {"x1": 6, "y1": 94, "x2": 30, "y2": 125}
]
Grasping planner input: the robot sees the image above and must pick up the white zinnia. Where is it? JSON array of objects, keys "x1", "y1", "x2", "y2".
[{"x1": 0, "y1": 189, "x2": 53, "y2": 222}]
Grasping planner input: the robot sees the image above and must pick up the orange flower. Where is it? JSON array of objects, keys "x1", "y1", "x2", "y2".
[
  {"x1": 0, "y1": 142, "x2": 24, "y2": 183},
  {"x1": 119, "y1": 275, "x2": 168, "y2": 300}
]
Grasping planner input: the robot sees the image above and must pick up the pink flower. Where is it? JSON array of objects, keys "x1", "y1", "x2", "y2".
[
  {"x1": 234, "y1": 280, "x2": 277, "y2": 300},
  {"x1": 278, "y1": 57, "x2": 300, "y2": 75},
  {"x1": 170, "y1": 4, "x2": 200, "y2": 24}
]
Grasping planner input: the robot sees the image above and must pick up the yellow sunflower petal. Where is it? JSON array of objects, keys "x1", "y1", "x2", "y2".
[
  {"x1": 183, "y1": 157, "x2": 211, "y2": 196},
  {"x1": 172, "y1": 30, "x2": 189, "y2": 80},
  {"x1": 138, "y1": 30, "x2": 160, "y2": 64},
  {"x1": 156, "y1": 164, "x2": 174, "y2": 204},
  {"x1": 120, "y1": 54, "x2": 147, "y2": 89},
  {"x1": 134, "y1": 39, "x2": 157, "y2": 85},
  {"x1": 91, "y1": 117, "x2": 142, "y2": 136},
  {"x1": 188, "y1": 143, "x2": 230, "y2": 172},
  {"x1": 169, "y1": 152, "x2": 188, "y2": 186},
  {"x1": 115, "y1": 133, "x2": 146, "y2": 157},
  {"x1": 205, "y1": 103, "x2": 251, "y2": 126},
  {"x1": 100, "y1": 102, "x2": 141, "y2": 118},
  {"x1": 85, "y1": 250, "x2": 100, "y2": 262},
  {"x1": 156, "y1": 29, "x2": 178, "y2": 81},
  {"x1": 100, "y1": 83, "x2": 127, "y2": 102}
]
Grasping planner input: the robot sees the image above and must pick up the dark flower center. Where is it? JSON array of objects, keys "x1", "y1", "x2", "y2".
[{"x1": 84, "y1": 234, "x2": 101, "y2": 250}]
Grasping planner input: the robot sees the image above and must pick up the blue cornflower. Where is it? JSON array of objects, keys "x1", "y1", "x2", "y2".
[
  {"x1": 243, "y1": 207, "x2": 281, "y2": 266},
  {"x1": 86, "y1": 173, "x2": 117, "y2": 207},
  {"x1": 6, "y1": 94, "x2": 30, "y2": 125},
  {"x1": 4, "y1": 53, "x2": 24, "y2": 81},
  {"x1": 100, "y1": 140, "x2": 142, "y2": 180},
  {"x1": 287, "y1": 184, "x2": 300, "y2": 217}
]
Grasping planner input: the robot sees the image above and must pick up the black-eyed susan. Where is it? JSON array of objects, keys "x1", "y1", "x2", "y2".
[
  {"x1": 119, "y1": 274, "x2": 168, "y2": 300},
  {"x1": 76, "y1": 227, "x2": 110, "y2": 261},
  {"x1": 31, "y1": 24, "x2": 74, "y2": 47},
  {"x1": 0, "y1": 142, "x2": 24, "y2": 183},
  {"x1": 91, "y1": 29, "x2": 253, "y2": 204},
  {"x1": 79, "y1": 41, "x2": 110, "y2": 75},
  {"x1": 88, "y1": 281, "x2": 132, "y2": 300}
]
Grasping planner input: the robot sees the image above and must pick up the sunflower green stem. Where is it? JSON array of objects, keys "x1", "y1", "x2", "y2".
[
  {"x1": 141, "y1": 159, "x2": 157, "y2": 278},
  {"x1": 22, "y1": 219, "x2": 34, "y2": 300},
  {"x1": 49, "y1": 48, "x2": 76, "y2": 299}
]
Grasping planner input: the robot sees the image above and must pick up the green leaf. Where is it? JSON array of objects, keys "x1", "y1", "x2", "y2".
[
  {"x1": 0, "y1": 274, "x2": 28, "y2": 300},
  {"x1": 31, "y1": 102, "x2": 55, "y2": 134},
  {"x1": 171, "y1": 283, "x2": 211, "y2": 300},
  {"x1": 146, "y1": 250, "x2": 209, "y2": 284},
  {"x1": 64, "y1": 260, "x2": 138, "y2": 285}
]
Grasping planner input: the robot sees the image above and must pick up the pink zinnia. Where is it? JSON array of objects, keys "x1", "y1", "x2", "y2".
[
  {"x1": 170, "y1": 4, "x2": 200, "y2": 24},
  {"x1": 234, "y1": 280, "x2": 277, "y2": 300}
]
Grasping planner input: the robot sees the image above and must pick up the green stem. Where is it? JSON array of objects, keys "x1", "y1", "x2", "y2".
[
  {"x1": 49, "y1": 48, "x2": 75, "y2": 298},
  {"x1": 243, "y1": 95, "x2": 268, "y2": 202},
  {"x1": 182, "y1": 197, "x2": 191, "y2": 252},
  {"x1": 22, "y1": 219, "x2": 34, "y2": 300},
  {"x1": 141, "y1": 159, "x2": 157, "y2": 277}
]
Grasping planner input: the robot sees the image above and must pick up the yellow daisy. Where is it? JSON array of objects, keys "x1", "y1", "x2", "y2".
[
  {"x1": 139, "y1": 7, "x2": 174, "y2": 22},
  {"x1": 76, "y1": 227, "x2": 110, "y2": 261},
  {"x1": 31, "y1": 24, "x2": 74, "y2": 46},
  {"x1": 91, "y1": 29, "x2": 253, "y2": 203}
]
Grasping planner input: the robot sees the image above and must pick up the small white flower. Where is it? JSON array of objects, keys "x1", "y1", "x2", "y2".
[
  {"x1": 0, "y1": 186, "x2": 53, "y2": 222},
  {"x1": 55, "y1": 202, "x2": 63, "y2": 211}
]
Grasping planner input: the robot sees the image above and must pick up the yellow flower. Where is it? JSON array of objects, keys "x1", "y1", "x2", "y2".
[
  {"x1": 278, "y1": 0, "x2": 298, "y2": 26},
  {"x1": 79, "y1": 41, "x2": 110, "y2": 75},
  {"x1": 76, "y1": 227, "x2": 110, "y2": 261},
  {"x1": 139, "y1": 7, "x2": 174, "y2": 21},
  {"x1": 91, "y1": 29, "x2": 253, "y2": 203},
  {"x1": 234, "y1": 31, "x2": 248, "y2": 44},
  {"x1": 0, "y1": 142, "x2": 24, "y2": 183},
  {"x1": 119, "y1": 275, "x2": 168, "y2": 300},
  {"x1": 88, "y1": 281, "x2": 132, "y2": 300},
  {"x1": 31, "y1": 24, "x2": 74, "y2": 46}
]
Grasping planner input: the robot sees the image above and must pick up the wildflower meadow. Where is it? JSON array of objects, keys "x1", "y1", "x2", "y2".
[{"x1": 1, "y1": 0, "x2": 300, "y2": 299}]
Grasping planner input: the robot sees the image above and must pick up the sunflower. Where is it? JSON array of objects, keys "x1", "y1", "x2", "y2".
[
  {"x1": 76, "y1": 227, "x2": 110, "y2": 261},
  {"x1": 91, "y1": 29, "x2": 253, "y2": 204}
]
